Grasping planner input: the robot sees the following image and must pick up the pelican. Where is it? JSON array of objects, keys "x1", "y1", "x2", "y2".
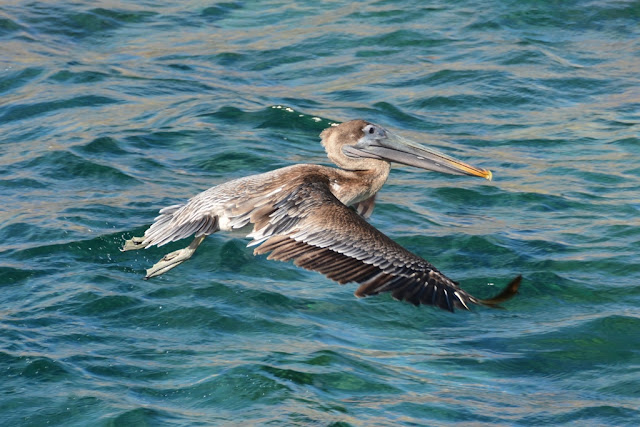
[{"x1": 122, "y1": 120, "x2": 520, "y2": 311}]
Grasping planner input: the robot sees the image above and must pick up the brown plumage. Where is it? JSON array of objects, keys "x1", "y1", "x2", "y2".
[{"x1": 122, "y1": 119, "x2": 520, "y2": 312}]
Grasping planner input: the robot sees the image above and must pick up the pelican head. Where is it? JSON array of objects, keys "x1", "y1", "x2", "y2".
[{"x1": 321, "y1": 120, "x2": 492, "y2": 180}]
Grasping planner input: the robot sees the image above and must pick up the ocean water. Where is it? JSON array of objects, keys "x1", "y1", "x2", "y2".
[{"x1": 1, "y1": 0, "x2": 639, "y2": 425}]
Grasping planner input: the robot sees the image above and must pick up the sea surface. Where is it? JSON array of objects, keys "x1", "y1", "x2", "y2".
[{"x1": 1, "y1": 1, "x2": 639, "y2": 425}]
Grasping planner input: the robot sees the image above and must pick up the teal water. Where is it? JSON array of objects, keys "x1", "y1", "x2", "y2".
[{"x1": 1, "y1": 0, "x2": 639, "y2": 425}]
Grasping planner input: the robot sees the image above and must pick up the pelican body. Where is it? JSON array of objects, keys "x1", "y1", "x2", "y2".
[{"x1": 123, "y1": 120, "x2": 520, "y2": 311}]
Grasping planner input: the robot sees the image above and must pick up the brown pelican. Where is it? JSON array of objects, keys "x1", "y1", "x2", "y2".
[{"x1": 122, "y1": 120, "x2": 520, "y2": 311}]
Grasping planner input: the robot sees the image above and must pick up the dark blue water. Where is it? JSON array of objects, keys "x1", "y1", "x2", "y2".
[{"x1": 1, "y1": 1, "x2": 639, "y2": 425}]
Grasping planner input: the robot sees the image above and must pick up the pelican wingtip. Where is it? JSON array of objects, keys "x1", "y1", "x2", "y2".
[{"x1": 478, "y1": 275, "x2": 521, "y2": 308}]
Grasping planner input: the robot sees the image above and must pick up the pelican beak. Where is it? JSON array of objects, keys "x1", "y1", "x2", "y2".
[{"x1": 343, "y1": 130, "x2": 492, "y2": 180}]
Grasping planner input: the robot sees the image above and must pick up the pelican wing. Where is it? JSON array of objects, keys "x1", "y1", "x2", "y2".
[
  {"x1": 135, "y1": 173, "x2": 287, "y2": 248},
  {"x1": 242, "y1": 179, "x2": 519, "y2": 311},
  {"x1": 353, "y1": 194, "x2": 376, "y2": 219},
  {"x1": 140, "y1": 201, "x2": 220, "y2": 248}
]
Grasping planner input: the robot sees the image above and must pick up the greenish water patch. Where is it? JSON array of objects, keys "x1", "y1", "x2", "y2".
[
  {"x1": 1, "y1": 0, "x2": 639, "y2": 425},
  {"x1": 0, "y1": 96, "x2": 119, "y2": 124}
]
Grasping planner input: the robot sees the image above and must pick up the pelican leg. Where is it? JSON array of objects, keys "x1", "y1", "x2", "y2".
[
  {"x1": 145, "y1": 235, "x2": 206, "y2": 279},
  {"x1": 121, "y1": 236, "x2": 148, "y2": 252}
]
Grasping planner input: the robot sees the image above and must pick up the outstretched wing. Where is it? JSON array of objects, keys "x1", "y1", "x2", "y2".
[
  {"x1": 130, "y1": 173, "x2": 288, "y2": 249},
  {"x1": 234, "y1": 179, "x2": 519, "y2": 312}
]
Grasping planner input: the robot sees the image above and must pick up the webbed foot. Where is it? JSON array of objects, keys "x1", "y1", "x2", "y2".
[
  {"x1": 121, "y1": 236, "x2": 147, "y2": 252},
  {"x1": 144, "y1": 236, "x2": 205, "y2": 279}
]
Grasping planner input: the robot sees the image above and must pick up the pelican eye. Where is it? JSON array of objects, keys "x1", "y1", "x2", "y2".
[{"x1": 368, "y1": 127, "x2": 375, "y2": 134}]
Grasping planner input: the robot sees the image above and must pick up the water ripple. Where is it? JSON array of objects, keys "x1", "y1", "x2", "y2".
[{"x1": 1, "y1": 0, "x2": 639, "y2": 425}]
